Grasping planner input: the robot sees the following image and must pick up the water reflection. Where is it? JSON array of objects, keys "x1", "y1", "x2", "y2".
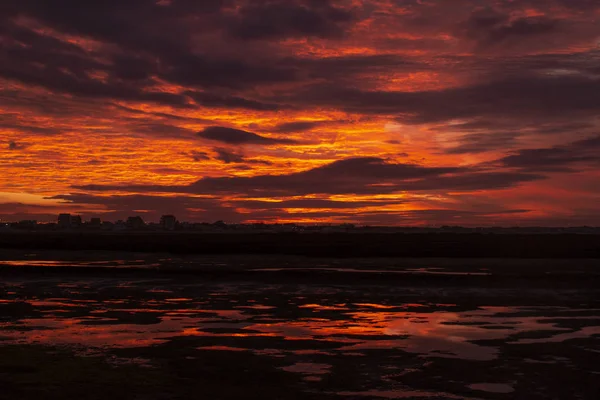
[
  {"x1": 252, "y1": 267, "x2": 491, "y2": 276},
  {"x1": 2, "y1": 286, "x2": 599, "y2": 356},
  {"x1": 469, "y1": 383, "x2": 514, "y2": 394},
  {"x1": 0, "y1": 260, "x2": 161, "y2": 268},
  {"x1": 281, "y1": 362, "x2": 331, "y2": 381},
  {"x1": 1, "y1": 277, "x2": 599, "y2": 398}
]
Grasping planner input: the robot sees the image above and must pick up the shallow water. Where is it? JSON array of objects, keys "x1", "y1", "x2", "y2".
[{"x1": 1, "y1": 273, "x2": 599, "y2": 399}]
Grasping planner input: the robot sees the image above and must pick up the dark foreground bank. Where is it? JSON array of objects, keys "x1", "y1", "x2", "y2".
[{"x1": 1, "y1": 232, "x2": 600, "y2": 258}]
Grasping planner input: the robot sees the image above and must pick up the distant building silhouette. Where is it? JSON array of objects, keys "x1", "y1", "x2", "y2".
[
  {"x1": 58, "y1": 213, "x2": 71, "y2": 228},
  {"x1": 57, "y1": 213, "x2": 82, "y2": 228},
  {"x1": 160, "y1": 215, "x2": 177, "y2": 231},
  {"x1": 114, "y1": 220, "x2": 127, "y2": 231},
  {"x1": 126, "y1": 216, "x2": 146, "y2": 230},
  {"x1": 15, "y1": 220, "x2": 37, "y2": 229},
  {"x1": 70, "y1": 215, "x2": 82, "y2": 227}
]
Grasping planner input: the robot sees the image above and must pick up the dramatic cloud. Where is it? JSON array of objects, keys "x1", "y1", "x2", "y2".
[
  {"x1": 186, "y1": 91, "x2": 282, "y2": 111},
  {"x1": 77, "y1": 157, "x2": 543, "y2": 196},
  {"x1": 285, "y1": 74, "x2": 600, "y2": 124},
  {"x1": 197, "y1": 127, "x2": 297, "y2": 145},
  {"x1": 7, "y1": 140, "x2": 29, "y2": 150},
  {"x1": 273, "y1": 121, "x2": 326, "y2": 133},
  {"x1": 1, "y1": 0, "x2": 599, "y2": 225},
  {"x1": 444, "y1": 132, "x2": 519, "y2": 154},
  {"x1": 458, "y1": 9, "x2": 561, "y2": 50},
  {"x1": 498, "y1": 135, "x2": 600, "y2": 172},
  {"x1": 188, "y1": 151, "x2": 211, "y2": 162},
  {"x1": 226, "y1": 1, "x2": 356, "y2": 40},
  {"x1": 213, "y1": 148, "x2": 272, "y2": 165}
]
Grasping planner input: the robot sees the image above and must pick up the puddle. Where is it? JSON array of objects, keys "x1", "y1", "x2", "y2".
[
  {"x1": 469, "y1": 383, "x2": 514, "y2": 393},
  {"x1": 197, "y1": 346, "x2": 247, "y2": 352},
  {"x1": 336, "y1": 390, "x2": 470, "y2": 399},
  {"x1": 513, "y1": 326, "x2": 600, "y2": 344},
  {"x1": 252, "y1": 267, "x2": 491, "y2": 276},
  {"x1": 281, "y1": 362, "x2": 331, "y2": 381},
  {"x1": 0, "y1": 260, "x2": 160, "y2": 269}
]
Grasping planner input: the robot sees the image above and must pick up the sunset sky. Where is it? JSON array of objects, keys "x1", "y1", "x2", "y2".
[{"x1": 1, "y1": 0, "x2": 599, "y2": 225}]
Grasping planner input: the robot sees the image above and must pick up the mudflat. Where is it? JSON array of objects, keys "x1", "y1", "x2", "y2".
[{"x1": 0, "y1": 252, "x2": 599, "y2": 399}]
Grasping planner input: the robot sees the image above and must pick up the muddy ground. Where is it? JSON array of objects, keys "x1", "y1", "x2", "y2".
[{"x1": 0, "y1": 253, "x2": 599, "y2": 399}]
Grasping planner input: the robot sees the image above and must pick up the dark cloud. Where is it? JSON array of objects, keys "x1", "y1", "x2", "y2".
[
  {"x1": 435, "y1": 118, "x2": 597, "y2": 155},
  {"x1": 0, "y1": 49, "x2": 191, "y2": 108},
  {"x1": 291, "y1": 53, "x2": 429, "y2": 87},
  {"x1": 444, "y1": 132, "x2": 519, "y2": 154},
  {"x1": 186, "y1": 91, "x2": 283, "y2": 111},
  {"x1": 286, "y1": 74, "x2": 600, "y2": 124},
  {"x1": 0, "y1": 121, "x2": 62, "y2": 135},
  {"x1": 0, "y1": 19, "x2": 106, "y2": 72},
  {"x1": 162, "y1": 54, "x2": 299, "y2": 90},
  {"x1": 498, "y1": 135, "x2": 600, "y2": 172},
  {"x1": 76, "y1": 157, "x2": 543, "y2": 196},
  {"x1": 476, "y1": 51, "x2": 600, "y2": 81},
  {"x1": 1, "y1": 0, "x2": 426, "y2": 98},
  {"x1": 3, "y1": 0, "x2": 214, "y2": 51},
  {"x1": 0, "y1": 19, "x2": 194, "y2": 107},
  {"x1": 127, "y1": 122, "x2": 194, "y2": 137},
  {"x1": 488, "y1": 16, "x2": 560, "y2": 40},
  {"x1": 197, "y1": 126, "x2": 297, "y2": 145},
  {"x1": 273, "y1": 121, "x2": 325, "y2": 133},
  {"x1": 111, "y1": 54, "x2": 157, "y2": 82},
  {"x1": 111, "y1": 105, "x2": 213, "y2": 124},
  {"x1": 533, "y1": 122, "x2": 595, "y2": 135},
  {"x1": 227, "y1": 1, "x2": 355, "y2": 40},
  {"x1": 213, "y1": 148, "x2": 272, "y2": 165},
  {"x1": 460, "y1": 9, "x2": 561, "y2": 49},
  {"x1": 214, "y1": 148, "x2": 245, "y2": 164},
  {"x1": 188, "y1": 151, "x2": 211, "y2": 162},
  {"x1": 552, "y1": 0, "x2": 600, "y2": 10},
  {"x1": 1, "y1": 2, "x2": 300, "y2": 99},
  {"x1": 7, "y1": 141, "x2": 29, "y2": 150},
  {"x1": 4, "y1": 0, "x2": 593, "y2": 118}
]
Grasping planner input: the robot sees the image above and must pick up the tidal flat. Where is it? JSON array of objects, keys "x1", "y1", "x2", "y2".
[{"x1": 0, "y1": 252, "x2": 599, "y2": 399}]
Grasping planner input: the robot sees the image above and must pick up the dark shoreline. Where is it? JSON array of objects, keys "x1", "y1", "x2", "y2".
[
  {"x1": 1, "y1": 246, "x2": 600, "y2": 288},
  {"x1": 2, "y1": 266, "x2": 599, "y2": 289},
  {"x1": 1, "y1": 232, "x2": 599, "y2": 258}
]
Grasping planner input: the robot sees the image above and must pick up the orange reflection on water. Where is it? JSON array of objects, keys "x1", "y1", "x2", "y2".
[
  {"x1": 298, "y1": 304, "x2": 348, "y2": 311},
  {"x1": 242, "y1": 306, "x2": 588, "y2": 360},
  {"x1": 0, "y1": 316, "x2": 209, "y2": 348},
  {"x1": 1, "y1": 292, "x2": 598, "y2": 364},
  {"x1": 197, "y1": 346, "x2": 247, "y2": 352},
  {"x1": 28, "y1": 299, "x2": 81, "y2": 308},
  {"x1": 353, "y1": 303, "x2": 397, "y2": 309}
]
